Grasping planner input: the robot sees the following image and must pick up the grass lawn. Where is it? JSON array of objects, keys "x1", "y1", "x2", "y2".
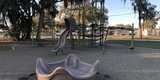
[
  {"x1": 0, "y1": 35, "x2": 159, "y2": 51},
  {"x1": 108, "y1": 40, "x2": 160, "y2": 49},
  {"x1": 107, "y1": 35, "x2": 160, "y2": 40},
  {"x1": 0, "y1": 46, "x2": 13, "y2": 52}
]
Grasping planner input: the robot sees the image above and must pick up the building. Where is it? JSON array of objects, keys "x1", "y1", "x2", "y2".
[{"x1": 143, "y1": 29, "x2": 160, "y2": 36}]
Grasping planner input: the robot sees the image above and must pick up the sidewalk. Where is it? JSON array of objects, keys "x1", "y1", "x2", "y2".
[{"x1": 0, "y1": 43, "x2": 160, "y2": 80}]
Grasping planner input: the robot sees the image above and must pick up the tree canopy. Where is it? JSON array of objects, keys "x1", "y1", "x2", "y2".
[
  {"x1": 0, "y1": 0, "x2": 38, "y2": 40},
  {"x1": 131, "y1": 0, "x2": 157, "y2": 38}
]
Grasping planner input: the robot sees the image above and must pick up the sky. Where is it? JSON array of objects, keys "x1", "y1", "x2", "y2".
[{"x1": 104, "y1": 0, "x2": 160, "y2": 28}]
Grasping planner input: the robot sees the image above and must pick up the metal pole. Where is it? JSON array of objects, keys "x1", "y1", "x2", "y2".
[
  {"x1": 31, "y1": 27, "x2": 34, "y2": 46},
  {"x1": 91, "y1": 0, "x2": 94, "y2": 47},
  {"x1": 82, "y1": 0, "x2": 86, "y2": 46},
  {"x1": 129, "y1": 23, "x2": 134, "y2": 49},
  {"x1": 78, "y1": 1, "x2": 81, "y2": 50},
  {"x1": 102, "y1": 0, "x2": 105, "y2": 44},
  {"x1": 51, "y1": 20, "x2": 54, "y2": 45},
  {"x1": 100, "y1": 0, "x2": 103, "y2": 45}
]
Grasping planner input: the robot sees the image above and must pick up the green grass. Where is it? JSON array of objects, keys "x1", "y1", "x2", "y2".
[
  {"x1": 107, "y1": 35, "x2": 160, "y2": 40},
  {"x1": 0, "y1": 46, "x2": 13, "y2": 52},
  {"x1": 108, "y1": 40, "x2": 160, "y2": 49}
]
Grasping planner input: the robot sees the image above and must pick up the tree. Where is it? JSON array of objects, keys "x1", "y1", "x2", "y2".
[
  {"x1": 143, "y1": 19, "x2": 157, "y2": 29},
  {"x1": 35, "y1": 0, "x2": 108, "y2": 40},
  {"x1": 131, "y1": 0, "x2": 157, "y2": 38},
  {"x1": 142, "y1": 2, "x2": 157, "y2": 31},
  {"x1": 57, "y1": 1, "x2": 108, "y2": 25},
  {"x1": 115, "y1": 24, "x2": 125, "y2": 27},
  {"x1": 131, "y1": 0, "x2": 148, "y2": 38},
  {"x1": 125, "y1": 24, "x2": 132, "y2": 28},
  {"x1": 0, "y1": 0, "x2": 10, "y2": 28},
  {"x1": 0, "y1": 0, "x2": 38, "y2": 40},
  {"x1": 35, "y1": 0, "x2": 58, "y2": 40},
  {"x1": 156, "y1": 11, "x2": 160, "y2": 21},
  {"x1": 35, "y1": 0, "x2": 83, "y2": 40},
  {"x1": 0, "y1": 15, "x2": 3, "y2": 24},
  {"x1": 18, "y1": 0, "x2": 38, "y2": 39}
]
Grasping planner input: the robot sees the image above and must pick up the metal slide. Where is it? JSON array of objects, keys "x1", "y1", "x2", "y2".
[{"x1": 51, "y1": 18, "x2": 76, "y2": 55}]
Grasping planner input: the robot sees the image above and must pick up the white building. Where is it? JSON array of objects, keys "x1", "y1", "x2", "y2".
[{"x1": 143, "y1": 29, "x2": 160, "y2": 36}]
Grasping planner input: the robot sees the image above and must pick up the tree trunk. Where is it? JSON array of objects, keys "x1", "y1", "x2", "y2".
[
  {"x1": 138, "y1": 10, "x2": 142, "y2": 39},
  {"x1": 36, "y1": 10, "x2": 44, "y2": 40},
  {"x1": 142, "y1": 20, "x2": 145, "y2": 36},
  {"x1": 2, "y1": 13, "x2": 9, "y2": 28},
  {"x1": 25, "y1": 27, "x2": 32, "y2": 39},
  {"x1": 25, "y1": 19, "x2": 32, "y2": 39},
  {"x1": 138, "y1": 18, "x2": 142, "y2": 38},
  {"x1": 26, "y1": 31, "x2": 31, "y2": 39}
]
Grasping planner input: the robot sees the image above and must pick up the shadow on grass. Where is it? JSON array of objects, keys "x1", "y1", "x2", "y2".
[
  {"x1": 0, "y1": 46, "x2": 13, "y2": 52},
  {"x1": 108, "y1": 40, "x2": 160, "y2": 49}
]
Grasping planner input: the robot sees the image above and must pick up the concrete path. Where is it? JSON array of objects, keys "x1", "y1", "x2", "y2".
[{"x1": 0, "y1": 43, "x2": 160, "y2": 80}]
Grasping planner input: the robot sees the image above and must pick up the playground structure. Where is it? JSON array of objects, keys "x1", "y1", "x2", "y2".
[
  {"x1": 102, "y1": 24, "x2": 135, "y2": 54},
  {"x1": 77, "y1": 0, "x2": 106, "y2": 48},
  {"x1": 31, "y1": 0, "x2": 135, "y2": 53},
  {"x1": 51, "y1": 18, "x2": 77, "y2": 55},
  {"x1": 31, "y1": 0, "x2": 105, "y2": 46},
  {"x1": 34, "y1": 1, "x2": 134, "y2": 79}
]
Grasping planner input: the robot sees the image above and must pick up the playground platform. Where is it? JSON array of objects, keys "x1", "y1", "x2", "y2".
[{"x1": 0, "y1": 42, "x2": 160, "y2": 80}]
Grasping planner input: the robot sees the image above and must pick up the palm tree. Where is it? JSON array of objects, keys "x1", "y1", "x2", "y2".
[
  {"x1": 131, "y1": 0, "x2": 149, "y2": 38},
  {"x1": 130, "y1": 0, "x2": 157, "y2": 38}
]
